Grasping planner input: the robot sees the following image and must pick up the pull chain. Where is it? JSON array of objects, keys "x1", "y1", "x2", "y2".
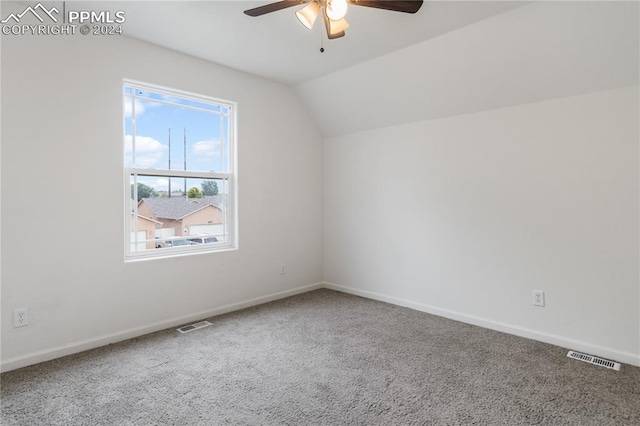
[{"x1": 319, "y1": 18, "x2": 325, "y2": 53}]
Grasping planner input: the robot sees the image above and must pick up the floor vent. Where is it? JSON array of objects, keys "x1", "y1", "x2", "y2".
[
  {"x1": 567, "y1": 350, "x2": 620, "y2": 371},
  {"x1": 177, "y1": 321, "x2": 212, "y2": 334}
]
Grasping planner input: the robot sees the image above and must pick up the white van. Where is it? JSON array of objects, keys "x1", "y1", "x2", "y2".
[{"x1": 186, "y1": 235, "x2": 219, "y2": 244}]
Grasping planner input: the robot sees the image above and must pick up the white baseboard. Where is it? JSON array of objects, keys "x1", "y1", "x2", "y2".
[
  {"x1": 323, "y1": 282, "x2": 640, "y2": 368},
  {"x1": 4, "y1": 281, "x2": 638, "y2": 372},
  {"x1": 1, "y1": 282, "x2": 323, "y2": 373}
]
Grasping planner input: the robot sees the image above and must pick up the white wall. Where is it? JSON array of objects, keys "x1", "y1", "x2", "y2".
[
  {"x1": 324, "y1": 86, "x2": 640, "y2": 365},
  {"x1": 2, "y1": 0, "x2": 638, "y2": 373},
  {"x1": 311, "y1": 0, "x2": 640, "y2": 367},
  {"x1": 1, "y1": 26, "x2": 323, "y2": 369}
]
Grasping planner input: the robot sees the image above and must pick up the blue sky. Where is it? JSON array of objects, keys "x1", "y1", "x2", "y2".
[{"x1": 124, "y1": 85, "x2": 230, "y2": 192}]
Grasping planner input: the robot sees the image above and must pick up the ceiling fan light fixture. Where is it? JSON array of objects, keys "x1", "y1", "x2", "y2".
[
  {"x1": 296, "y1": 1, "x2": 320, "y2": 29},
  {"x1": 327, "y1": 17, "x2": 349, "y2": 34},
  {"x1": 323, "y1": 9, "x2": 348, "y2": 39},
  {"x1": 244, "y1": 0, "x2": 423, "y2": 43},
  {"x1": 326, "y1": 0, "x2": 348, "y2": 21}
]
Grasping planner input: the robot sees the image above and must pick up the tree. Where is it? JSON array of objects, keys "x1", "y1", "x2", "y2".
[
  {"x1": 132, "y1": 183, "x2": 158, "y2": 202},
  {"x1": 187, "y1": 187, "x2": 204, "y2": 198},
  {"x1": 201, "y1": 180, "x2": 219, "y2": 196}
]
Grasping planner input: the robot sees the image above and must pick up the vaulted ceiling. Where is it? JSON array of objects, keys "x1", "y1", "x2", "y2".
[
  {"x1": 113, "y1": 1, "x2": 638, "y2": 136},
  {"x1": 16, "y1": 1, "x2": 638, "y2": 136},
  {"x1": 298, "y1": 1, "x2": 640, "y2": 136},
  {"x1": 73, "y1": 1, "x2": 527, "y2": 86}
]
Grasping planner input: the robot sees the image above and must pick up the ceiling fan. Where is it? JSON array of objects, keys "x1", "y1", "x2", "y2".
[{"x1": 244, "y1": 0, "x2": 423, "y2": 40}]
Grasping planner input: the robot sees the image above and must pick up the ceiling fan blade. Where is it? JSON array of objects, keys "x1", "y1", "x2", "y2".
[
  {"x1": 244, "y1": 1, "x2": 309, "y2": 17},
  {"x1": 347, "y1": 0, "x2": 423, "y2": 14}
]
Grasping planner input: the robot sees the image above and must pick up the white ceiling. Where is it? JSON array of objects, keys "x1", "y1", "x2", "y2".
[
  {"x1": 298, "y1": 0, "x2": 640, "y2": 136},
  {"x1": 10, "y1": 1, "x2": 635, "y2": 137},
  {"x1": 72, "y1": 1, "x2": 527, "y2": 86}
]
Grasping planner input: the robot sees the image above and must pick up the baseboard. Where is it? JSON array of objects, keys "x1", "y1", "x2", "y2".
[
  {"x1": 1, "y1": 282, "x2": 324, "y2": 373},
  {"x1": 323, "y1": 282, "x2": 640, "y2": 368},
  {"x1": 5, "y1": 281, "x2": 638, "y2": 372}
]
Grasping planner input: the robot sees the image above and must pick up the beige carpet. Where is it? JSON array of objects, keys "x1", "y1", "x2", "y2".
[{"x1": 2, "y1": 289, "x2": 639, "y2": 425}]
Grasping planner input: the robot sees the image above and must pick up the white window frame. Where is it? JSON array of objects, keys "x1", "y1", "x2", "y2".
[{"x1": 124, "y1": 80, "x2": 237, "y2": 261}]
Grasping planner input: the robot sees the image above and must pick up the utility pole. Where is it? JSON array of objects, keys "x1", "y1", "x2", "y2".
[
  {"x1": 168, "y1": 128, "x2": 171, "y2": 198},
  {"x1": 184, "y1": 127, "x2": 187, "y2": 195}
]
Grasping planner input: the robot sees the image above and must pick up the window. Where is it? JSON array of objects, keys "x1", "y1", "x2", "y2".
[{"x1": 124, "y1": 81, "x2": 236, "y2": 260}]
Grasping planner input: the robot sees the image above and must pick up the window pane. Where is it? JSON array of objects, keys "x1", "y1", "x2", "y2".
[
  {"x1": 220, "y1": 115, "x2": 230, "y2": 173},
  {"x1": 125, "y1": 86, "x2": 229, "y2": 172},
  {"x1": 125, "y1": 82, "x2": 235, "y2": 259},
  {"x1": 124, "y1": 95, "x2": 133, "y2": 167},
  {"x1": 130, "y1": 175, "x2": 228, "y2": 254}
]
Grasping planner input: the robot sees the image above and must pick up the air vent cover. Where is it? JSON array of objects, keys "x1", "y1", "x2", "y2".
[
  {"x1": 177, "y1": 321, "x2": 212, "y2": 334},
  {"x1": 567, "y1": 350, "x2": 620, "y2": 371}
]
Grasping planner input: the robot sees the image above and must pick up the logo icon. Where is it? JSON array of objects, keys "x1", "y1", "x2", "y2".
[{"x1": 1, "y1": 2, "x2": 59, "y2": 24}]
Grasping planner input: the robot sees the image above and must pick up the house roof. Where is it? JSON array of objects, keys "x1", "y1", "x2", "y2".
[
  {"x1": 131, "y1": 212, "x2": 163, "y2": 226},
  {"x1": 140, "y1": 195, "x2": 224, "y2": 220}
]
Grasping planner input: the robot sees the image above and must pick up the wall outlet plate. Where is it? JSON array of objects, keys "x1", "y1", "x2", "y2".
[
  {"x1": 14, "y1": 308, "x2": 29, "y2": 327},
  {"x1": 533, "y1": 290, "x2": 545, "y2": 307}
]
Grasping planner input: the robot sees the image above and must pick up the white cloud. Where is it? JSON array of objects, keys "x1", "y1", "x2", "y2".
[
  {"x1": 125, "y1": 135, "x2": 166, "y2": 168},
  {"x1": 192, "y1": 139, "x2": 221, "y2": 160},
  {"x1": 148, "y1": 178, "x2": 169, "y2": 191},
  {"x1": 124, "y1": 98, "x2": 146, "y2": 117}
]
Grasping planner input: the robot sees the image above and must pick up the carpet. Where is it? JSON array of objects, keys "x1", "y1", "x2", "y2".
[{"x1": 2, "y1": 289, "x2": 639, "y2": 425}]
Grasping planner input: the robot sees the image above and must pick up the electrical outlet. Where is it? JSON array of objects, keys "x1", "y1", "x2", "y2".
[
  {"x1": 14, "y1": 308, "x2": 29, "y2": 327},
  {"x1": 533, "y1": 290, "x2": 545, "y2": 307},
  {"x1": 280, "y1": 264, "x2": 286, "y2": 275}
]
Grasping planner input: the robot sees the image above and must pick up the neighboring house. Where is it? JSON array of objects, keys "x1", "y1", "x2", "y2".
[
  {"x1": 130, "y1": 212, "x2": 163, "y2": 250},
  {"x1": 138, "y1": 195, "x2": 225, "y2": 240}
]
